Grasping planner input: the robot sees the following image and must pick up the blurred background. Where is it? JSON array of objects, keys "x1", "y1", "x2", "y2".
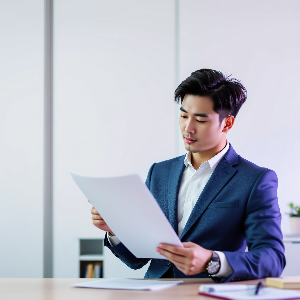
[{"x1": 1, "y1": 0, "x2": 300, "y2": 278}]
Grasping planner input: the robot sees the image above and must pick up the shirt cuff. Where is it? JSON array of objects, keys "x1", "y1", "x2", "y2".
[
  {"x1": 214, "y1": 251, "x2": 233, "y2": 278},
  {"x1": 107, "y1": 233, "x2": 121, "y2": 247}
]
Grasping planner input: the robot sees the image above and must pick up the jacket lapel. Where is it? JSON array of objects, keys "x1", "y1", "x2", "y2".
[
  {"x1": 179, "y1": 145, "x2": 239, "y2": 240},
  {"x1": 167, "y1": 155, "x2": 185, "y2": 234}
]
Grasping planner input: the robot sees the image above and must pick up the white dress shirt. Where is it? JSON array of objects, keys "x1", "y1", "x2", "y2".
[
  {"x1": 177, "y1": 142, "x2": 232, "y2": 277},
  {"x1": 108, "y1": 142, "x2": 233, "y2": 278}
]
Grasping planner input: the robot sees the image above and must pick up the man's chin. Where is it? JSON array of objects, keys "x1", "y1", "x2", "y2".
[
  {"x1": 184, "y1": 144, "x2": 201, "y2": 153},
  {"x1": 189, "y1": 150, "x2": 201, "y2": 153}
]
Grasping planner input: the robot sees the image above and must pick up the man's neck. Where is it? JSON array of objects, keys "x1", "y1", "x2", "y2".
[{"x1": 190, "y1": 141, "x2": 227, "y2": 170}]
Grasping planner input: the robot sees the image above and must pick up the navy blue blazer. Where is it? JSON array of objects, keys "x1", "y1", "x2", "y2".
[{"x1": 104, "y1": 144, "x2": 286, "y2": 282}]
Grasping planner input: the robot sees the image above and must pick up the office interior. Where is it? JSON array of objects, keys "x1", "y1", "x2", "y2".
[{"x1": 0, "y1": 0, "x2": 300, "y2": 279}]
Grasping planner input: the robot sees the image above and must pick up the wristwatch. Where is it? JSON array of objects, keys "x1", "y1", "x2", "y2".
[{"x1": 206, "y1": 251, "x2": 221, "y2": 276}]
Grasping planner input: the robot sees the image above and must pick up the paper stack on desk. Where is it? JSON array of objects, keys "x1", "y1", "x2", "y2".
[
  {"x1": 72, "y1": 278, "x2": 183, "y2": 290},
  {"x1": 198, "y1": 284, "x2": 300, "y2": 300}
]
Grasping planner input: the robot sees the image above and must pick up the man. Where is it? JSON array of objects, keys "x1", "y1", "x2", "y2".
[{"x1": 91, "y1": 69, "x2": 285, "y2": 282}]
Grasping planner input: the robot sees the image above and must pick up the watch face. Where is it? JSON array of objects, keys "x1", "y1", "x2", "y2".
[{"x1": 207, "y1": 261, "x2": 220, "y2": 274}]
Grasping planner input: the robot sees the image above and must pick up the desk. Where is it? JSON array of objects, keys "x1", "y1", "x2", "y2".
[{"x1": 0, "y1": 278, "x2": 280, "y2": 300}]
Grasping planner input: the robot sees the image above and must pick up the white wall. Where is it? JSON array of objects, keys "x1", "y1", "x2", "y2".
[
  {"x1": 53, "y1": 0, "x2": 176, "y2": 278},
  {"x1": 0, "y1": 1, "x2": 44, "y2": 277},
  {"x1": 1, "y1": 0, "x2": 300, "y2": 278},
  {"x1": 179, "y1": 0, "x2": 300, "y2": 234}
]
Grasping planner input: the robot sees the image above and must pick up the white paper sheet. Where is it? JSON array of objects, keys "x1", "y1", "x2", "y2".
[
  {"x1": 199, "y1": 284, "x2": 256, "y2": 293},
  {"x1": 70, "y1": 172, "x2": 182, "y2": 259},
  {"x1": 199, "y1": 286, "x2": 300, "y2": 300},
  {"x1": 71, "y1": 278, "x2": 183, "y2": 290}
]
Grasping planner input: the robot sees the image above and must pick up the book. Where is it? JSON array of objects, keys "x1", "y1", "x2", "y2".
[
  {"x1": 94, "y1": 263, "x2": 102, "y2": 278},
  {"x1": 84, "y1": 265, "x2": 88, "y2": 278},
  {"x1": 86, "y1": 263, "x2": 94, "y2": 278},
  {"x1": 266, "y1": 277, "x2": 300, "y2": 289}
]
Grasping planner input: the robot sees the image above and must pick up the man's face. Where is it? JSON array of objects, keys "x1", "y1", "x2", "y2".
[{"x1": 179, "y1": 94, "x2": 226, "y2": 153}]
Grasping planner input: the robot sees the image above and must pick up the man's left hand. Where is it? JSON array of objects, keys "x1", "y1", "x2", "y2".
[{"x1": 156, "y1": 242, "x2": 212, "y2": 276}]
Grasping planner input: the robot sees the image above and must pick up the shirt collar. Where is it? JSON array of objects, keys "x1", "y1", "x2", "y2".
[{"x1": 184, "y1": 142, "x2": 229, "y2": 172}]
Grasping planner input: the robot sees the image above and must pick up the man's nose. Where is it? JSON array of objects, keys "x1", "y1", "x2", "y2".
[{"x1": 185, "y1": 119, "x2": 196, "y2": 134}]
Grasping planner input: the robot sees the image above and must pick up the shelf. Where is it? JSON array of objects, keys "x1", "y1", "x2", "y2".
[
  {"x1": 79, "y1": 255, "x2": 104, "y2": 261},
  {"x1": 79, "y1": 238, "x2": 103, "y2": 255},
  {"x1": 283, "y1": 234, "x2": 300, "y2": 243},
  {"x1": 79, "y1": 238, "x2": 105, "y2": 278}
]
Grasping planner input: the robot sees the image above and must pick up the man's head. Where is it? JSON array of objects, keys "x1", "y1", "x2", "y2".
[
  {"x1": 175, "y1": 69, "x2": 247, "y2": 123},
  {"x1": 175, "y1": 69, "x2": 247, "y2": 154}
]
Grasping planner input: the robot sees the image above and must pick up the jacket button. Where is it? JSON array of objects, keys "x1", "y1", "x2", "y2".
[{"x1": 166, "y1": 262, "x2": 171, "y2": 266}]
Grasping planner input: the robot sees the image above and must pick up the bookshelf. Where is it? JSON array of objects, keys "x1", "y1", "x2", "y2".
[{"x1": 79, "y1": 238, "x2": 104, "y2": 278}]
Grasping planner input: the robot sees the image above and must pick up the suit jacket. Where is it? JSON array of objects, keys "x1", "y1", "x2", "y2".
[{"x1": 104, "y1": 144, "x2": 286, "y2": 282}]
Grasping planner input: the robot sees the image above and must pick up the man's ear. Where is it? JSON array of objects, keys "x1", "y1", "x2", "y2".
[{"x1": 222, "y1": 115, "x2": 235, "y2": 133}]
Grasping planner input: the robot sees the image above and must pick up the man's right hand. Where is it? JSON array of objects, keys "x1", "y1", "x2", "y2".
[{"x1": 91, "y1": 207, "x2": 115, "y2": 236}]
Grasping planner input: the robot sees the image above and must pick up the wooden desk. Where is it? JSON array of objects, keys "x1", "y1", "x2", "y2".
[{"x1": 0, "y1": 278, "x2": 270, "y2": 300}]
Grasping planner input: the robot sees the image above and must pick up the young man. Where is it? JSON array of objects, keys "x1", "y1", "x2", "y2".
[{"x1": 91, "y1": 69, "x2": 285, "y2": 282}]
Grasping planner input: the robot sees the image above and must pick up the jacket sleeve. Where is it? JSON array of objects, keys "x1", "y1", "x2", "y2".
[
  {"x1": 103, "y1": 163, "x2": 156, "y2": 270},
  {"x1": 216, "y1": 169, "x2": 286, "y2": 283}
]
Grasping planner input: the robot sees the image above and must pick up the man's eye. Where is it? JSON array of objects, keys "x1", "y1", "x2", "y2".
[
  {"x1": 180, "y1": 115, "x2": 187, "y2": 118},
  {"x1": 196, "y1": 120, "x2": 206, "y2": 123}
]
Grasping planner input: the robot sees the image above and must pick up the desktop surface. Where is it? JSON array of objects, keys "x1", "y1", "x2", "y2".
[{"x1": 0, "y1": 278, "x2": 297, "y2": 300}]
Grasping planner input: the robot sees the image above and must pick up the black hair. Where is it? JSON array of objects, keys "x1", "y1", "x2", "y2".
[{"x1": 175, "y1": 69, "x2": 247, "y2": 123}]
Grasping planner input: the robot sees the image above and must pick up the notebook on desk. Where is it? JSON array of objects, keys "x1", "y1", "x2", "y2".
[
  {"x1": 198, "y1": 284, "x2": 300, "y2": 300},
  {"x1": 266, "y1": 277, "x2": 300, "y2": 289}
]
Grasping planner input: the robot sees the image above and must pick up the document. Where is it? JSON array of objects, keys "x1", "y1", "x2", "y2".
[
  {"x1": 70, "y1": 172, "x2": 182, "y2": 259},
  {"x1": 198, "y1": 284, "x2": 300, "y2": 300},
  {"x1": 72, "y1": 278, "x2": 183, "y2": 290}
]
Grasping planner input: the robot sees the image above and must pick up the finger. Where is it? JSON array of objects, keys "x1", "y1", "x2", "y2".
[
  {"x1": 91, "y1": 207, "x2": 100, "y2": 215},
  {"x1": 168, "y1": 259, "x2": 196, "y2": 276},
  {"x1": 159, "y1": 243, "x2": 187, "y2": 257},
  {"x1": 168, "y1": 255, "x2": 187, "y2": 266},
  {"x1": 171, "y1": 261, "x2": 187, "y2": 270},
  {"x1": 161, "y1": 256, "x2": 188, "y2": 274},
  {"x1": 93, "y1": 220, "x2": 110, "y2": 230},
  {"x1": 92, "y1": 219, "x2": 107, "y2": 225},
  {"x1": 91, "y1": 214, "x2": 102, "y2": 220},
  {"x1": 92, "y1": 207, "x2": 99, "y2": 215},
  {"x1": 94, "y1": 219, "x2": 107, "y2": 226},
  {"x1": 156, "y1": 247, "x2": 187, "y2": 264}
]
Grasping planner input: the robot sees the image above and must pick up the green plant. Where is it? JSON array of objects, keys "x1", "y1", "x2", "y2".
[{"x1": 288, "y1": 203, "x2": 300, "y2": 217}]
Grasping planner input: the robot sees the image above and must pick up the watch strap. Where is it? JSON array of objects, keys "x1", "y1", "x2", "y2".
[{"x1": 206, "y1": 251, "x2": 221, "y2": 276}]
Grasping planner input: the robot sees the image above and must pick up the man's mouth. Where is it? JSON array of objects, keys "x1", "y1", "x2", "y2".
[{"x1": 185, "y1": 137, "x2": 197, "y2": 144}]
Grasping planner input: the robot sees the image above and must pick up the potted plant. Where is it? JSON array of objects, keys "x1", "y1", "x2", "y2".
[{"x1": 288, "y1": 203, "x2": 300, "y2": 234}]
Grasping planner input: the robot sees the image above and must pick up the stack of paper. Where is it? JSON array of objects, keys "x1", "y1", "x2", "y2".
[
  {"x1": 72, "y1": 278, "x2": 183, "y2": 290},
  {"x1": 198, "y1": 284, "x2": 300, "y2": 300}
]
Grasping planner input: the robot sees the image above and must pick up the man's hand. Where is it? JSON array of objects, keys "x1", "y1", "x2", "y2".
[
  {"x1": 91, "y1": 207, "x2": 115, "y2": 236},
  {"x1": 156, "y1": 242, "x2": 212, "y2": 276}
]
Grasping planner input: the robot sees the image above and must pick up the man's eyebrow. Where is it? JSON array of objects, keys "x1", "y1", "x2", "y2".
[{"x1": 180, "y1": 107, "x2": 209, "y2": 118}]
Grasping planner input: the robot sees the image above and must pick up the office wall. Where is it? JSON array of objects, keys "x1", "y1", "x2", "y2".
[
  {"x1": 1, "y1": 0, "x2": 299, "y2": 278},
  {"x1": 179, "y1": 0, "x2": 300, "y2": 234},
  {"x1": 53, "y1": 0, "x2": 176, "y2": 277},
  {"x1": 0, "y1": 1, "x2": 44, "y2": 277}
]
